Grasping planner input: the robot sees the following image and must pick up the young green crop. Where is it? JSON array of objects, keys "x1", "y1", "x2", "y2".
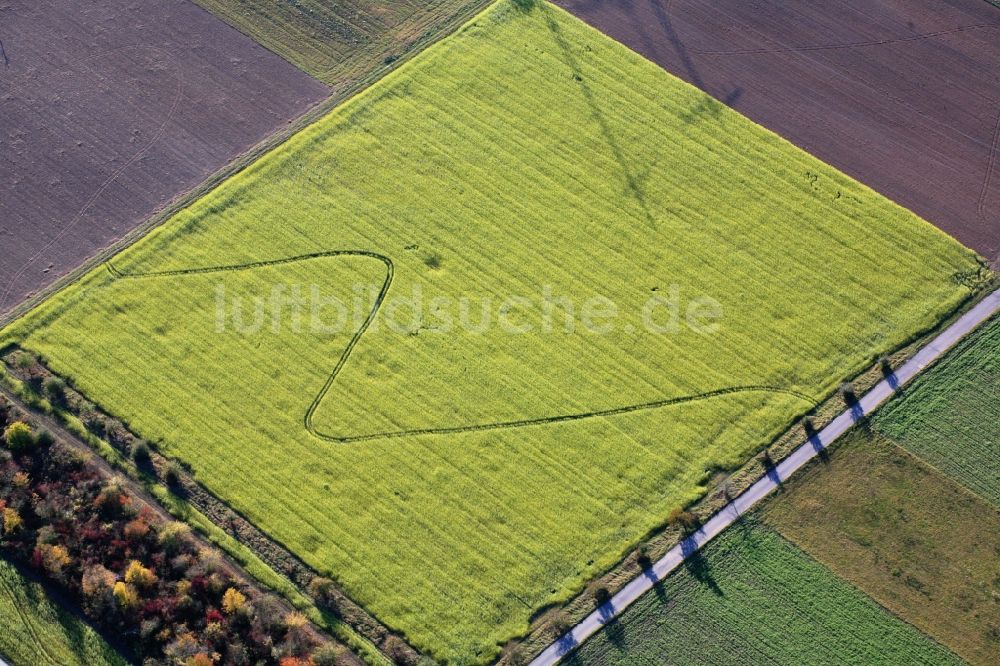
[
  {"x1": 568, "y1": 521, "x2": 962, "y2": 666},
  {"x1": 1, "y1": 0, "x2": 984, "y2": 660},
  {"x1": 876, "y1": 314, "x2": 999, "y2": 506},
  {"x1": 0, "y1": 559, "x2": 129, "y2": 666}
]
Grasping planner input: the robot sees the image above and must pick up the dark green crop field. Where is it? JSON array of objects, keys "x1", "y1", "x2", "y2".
[
  {"x1": 876, "y1": 315, "x2": 1000, "y2": 507},
  {"x1": 567, "y1": 521, "x2": 961, "y2": 666}
]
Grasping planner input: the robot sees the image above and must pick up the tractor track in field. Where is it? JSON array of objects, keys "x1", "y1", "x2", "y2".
[
  {"x1": 106, "y1": 253, "x2": 817, "y2": 444},
  {"x1": 530, "y1": 287, "x2": 1000, "y2": 666},
  {"x1": 0, "y1": 575, "x2": 60, "y2": 666},
  {"x1": 685, "y1": 20, "x2": 1000, "y2": 56},
  {"x1": 979, "y1": 108, "x2": 1000, "y2": 225}
]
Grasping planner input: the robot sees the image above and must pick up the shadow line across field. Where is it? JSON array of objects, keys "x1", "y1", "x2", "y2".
[{"x1": 107, "y1": 253, "x2": 817, "y2": 444}]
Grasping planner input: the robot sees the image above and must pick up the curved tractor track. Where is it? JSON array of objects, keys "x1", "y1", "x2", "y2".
[{"x1": 106, "y1": 253, "x2": 817, "y2": 444}]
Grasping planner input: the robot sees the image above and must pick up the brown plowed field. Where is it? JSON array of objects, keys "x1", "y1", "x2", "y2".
[
  {"x1": 0, "y1": 0, "x2": 328, "y2": 313},
  {"x1": 556, "y1": 0, "x2": 1000, "y2": 264}
]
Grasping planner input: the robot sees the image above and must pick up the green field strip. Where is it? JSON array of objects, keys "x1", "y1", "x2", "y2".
[
  {"x1": 764, "y1": 431, "x2": 1000, "y2": 666},
  {"x1": 875, "y1": 314, "x2": 1000, "y2": 507},
  {"x1": 565, "y1": 521, "x2": 962, "y2": 666},
  {"x1": 0, "y1": 559, "x2": 130, "y2": 666}
]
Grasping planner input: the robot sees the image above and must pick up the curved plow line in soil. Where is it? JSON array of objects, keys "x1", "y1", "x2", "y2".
[
  {"x1": 106, "y1": 253, "x2": 816, "y2": 443},
  {"x1": 0, "y1": 575, "x2": 60, "y2": 666},
  {"x1": 0, "y1": 45, "x2": 184, "y2": 311},
  {"x1": 978, "y1": 109, "x2": 1000, "y2": 226},
  {"x1": 691, "y1": 23, "x2": 1000, "y2": 56}
]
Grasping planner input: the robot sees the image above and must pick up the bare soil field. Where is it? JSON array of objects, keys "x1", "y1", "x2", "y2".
[
  {"x1": 555, "y1": 0, "x2": 1000, "y2": 264},
  {"x1": 0, "y1": 0, "x2": 328, "y2": 314}
]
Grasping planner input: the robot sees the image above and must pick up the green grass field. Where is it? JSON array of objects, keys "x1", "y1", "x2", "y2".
[
  {"x1": 0, "y1": 559, "x2": 129, "y2": 666},
  {"x1": 566, "y1": 521, "x2": 961, "y2": 665},
  {"x1": 764, "y1": 432, "x2": 1000, "y2": 666},
  {"x1": 0, "y1": 1, "x2": 983, "y2": 660},
  {"x1": 191, "y1": 0, "x2": 486, "y2": 85},
  {"x1": 876, "y1": 315, "x2": 999, "y2": 507}
]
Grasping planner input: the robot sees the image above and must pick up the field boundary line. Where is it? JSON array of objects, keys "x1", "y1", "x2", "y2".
[
  {"x1": 530, "y1": 287, "x2": 1000, "y2": 665},
  {"x1": 108, "y1": 255, "x2": 815, "y2": 443}
]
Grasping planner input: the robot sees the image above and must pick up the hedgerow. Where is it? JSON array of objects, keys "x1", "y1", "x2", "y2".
[{"x1": 0, "y1": 400, "x2": 352, "y2": 665}]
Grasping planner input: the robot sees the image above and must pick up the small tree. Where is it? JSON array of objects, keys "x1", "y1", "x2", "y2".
[
  {"x1": 311, "y1": 644, "x2": 343, "y2": 666},
  {"x1": 34, "y1": 428, "x2": 54, "y2": 447},
  {"x1": 3, "y1": 421, "x2": 34, "y2": 452},
  {"x1": 39, "y1": 544, "x2": 73, "y2": 578},
  {"x1": 547, "y1": 609, "x2": 572, "y2": 635},
  {"x1": 667, "y1": 507, "x2": 700, "y2": 533},
  {"x1": 124, "y1": 517, "x2": 150, "y2": 542},
  {"x1": 222, "y1": 587, "x2": 247, "y2": 615},
  {"x1": 2, "y1": 507, "x2": 23, "y2": 534},
  {"x1": 587, "y1": 581, "x2": 611, "y2": 606},
  {"x1": 840, "y1": 381, "x2": 858, "y2": 405},
  {"x1": 124, "y1": 560, "x2": 156, "y2": 589},
  {"x1": 43, "y1": 377, "x2": 66, "y2": 406},
  {"x1": 164, "y1": 461, "x2": 183, "y2": 488},
  {"x1": 132, "y1": 440, "x2": 151, "y2": 463},
  {"x1": 113, "y1": 581, "x2": 140, "y2": 611},
  {"x1": 635, "y1": 544, "x2": 653, "y2": 570},
  {"x1": 157, "y1": 521, "x2": 192, "y2": 554}
]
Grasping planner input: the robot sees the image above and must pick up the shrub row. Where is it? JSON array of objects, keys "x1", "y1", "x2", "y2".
[{"x1": 0, "y1": 396, "x2": 354, "y2": 666}]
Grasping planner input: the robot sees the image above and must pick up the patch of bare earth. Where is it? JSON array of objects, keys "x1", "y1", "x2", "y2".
[
  {"x1": 556, "y1": 0, "x2": 1000, "y2": 264},
  {"x1": 0, "y1": 0, "x2": 328, "y2": 313}
]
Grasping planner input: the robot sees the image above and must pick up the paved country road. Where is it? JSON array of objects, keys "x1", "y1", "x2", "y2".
[{"x1": 531, "y1": 287, "x2": 1000, "y2": 666}]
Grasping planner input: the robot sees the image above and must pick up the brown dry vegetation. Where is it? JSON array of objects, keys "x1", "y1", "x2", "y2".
[
  {"x1": 763, "y1": 431, "x2": 1000, "y2": 666},
  {"x1": 191, "y1": 0, "x2": 490, "y2": 86}
]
